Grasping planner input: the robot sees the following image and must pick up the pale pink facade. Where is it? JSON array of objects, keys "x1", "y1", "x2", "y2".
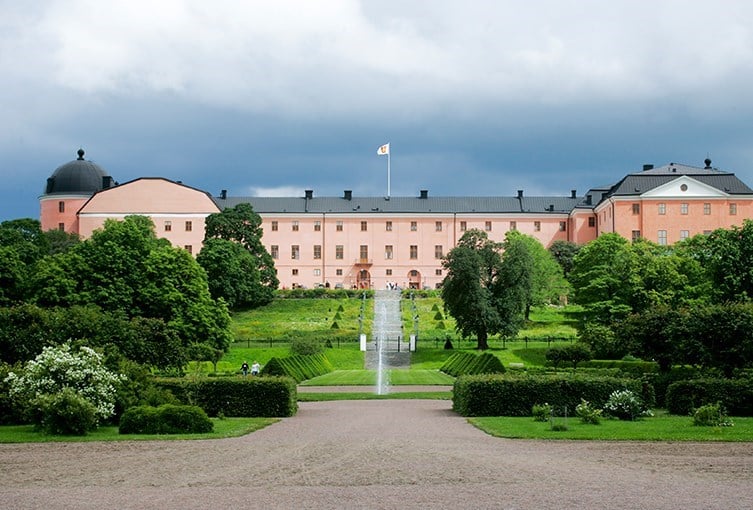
[
  {"x1": 38, "y1": 153, "x2": 753, "y2": 291},
  {"x1": 77, "y1": 178, "x2": 220, "y2": 254}
]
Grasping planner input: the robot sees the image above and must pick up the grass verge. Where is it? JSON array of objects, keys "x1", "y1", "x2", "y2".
[
  {"x1": 298, "y1": 392, "x2": 452, "y2": 401},
  {"x1": 300, "y1": 369, "x2": 454, "y2": 386},
  {"x1": 0, "y1": 417, "x2": 278, "y2": 443},
  {"x1": 469, "y1": 410, "x2": 753, "y2": 441}
]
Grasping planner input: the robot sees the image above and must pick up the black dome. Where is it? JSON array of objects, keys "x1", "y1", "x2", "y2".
[{"x1": 44, "y1": 149, "x2": 112, "y2": 195}]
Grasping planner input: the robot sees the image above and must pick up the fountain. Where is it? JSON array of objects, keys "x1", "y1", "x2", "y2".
[{"x1": 372, "y1": 289, "x2": 403, "y2": 394}]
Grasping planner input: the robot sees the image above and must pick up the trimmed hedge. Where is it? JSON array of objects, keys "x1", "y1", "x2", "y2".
[
  {"x1": 119, "y1": 404, "x2": 213, "y2": 434},
  {"x1": 666, "y1": 378, "x2": 753, "y2": 416},
  {"x1": 580, "y1": 360, "x2": 659, "y2": 375},
  {"x1": 261, "y1": 353, "x2": 334, "y2": 382},
  {"x1": 453, "y1": 373, "x2": 650, "y2": 417},
  {"x1": 154, "y1": 377, "x2": 297, "y2": 417},
  {"x1": 440, "y1": 352, "x2": 506, "y2": 377}
]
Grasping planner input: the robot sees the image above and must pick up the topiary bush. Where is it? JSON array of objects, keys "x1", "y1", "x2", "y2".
[
  {"x1": 261, "y1": 353, "x2": 333, "y2": 382},
  {"x1": 440, "y1": 352, "x2": 505, "y2": 377},
  {"x1": 119, "y1": 404, "x2": 213, "y2": 434}
]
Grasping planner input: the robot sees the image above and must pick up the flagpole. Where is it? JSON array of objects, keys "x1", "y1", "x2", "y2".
[{"x1": 387, "y1": 150, "x2": 391, "y2": 198}]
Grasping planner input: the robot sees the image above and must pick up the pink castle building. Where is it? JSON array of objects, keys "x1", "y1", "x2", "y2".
[{"x1": 40, "y1": 150, "x2": 753, "y2": 290}]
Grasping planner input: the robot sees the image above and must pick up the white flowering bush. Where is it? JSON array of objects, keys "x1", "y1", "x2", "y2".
[
  {"x1": 575, "y1": 399, "x2": 602, "y2": 424},
  {"x1": 5, "y1": 342, "x2": 125, "y2": 433},
  {"x1": 603, "y1": 389, "x2": 653, "y2": 421}
]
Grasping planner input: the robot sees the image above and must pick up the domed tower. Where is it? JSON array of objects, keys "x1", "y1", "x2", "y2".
[{"x1": 39, "y1": 149, "x2": 115, "y2": 233}]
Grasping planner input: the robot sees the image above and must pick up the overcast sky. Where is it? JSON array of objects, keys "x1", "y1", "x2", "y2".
[{"x1": 3, "y1": 0, "x2": 753, "y2": 221}]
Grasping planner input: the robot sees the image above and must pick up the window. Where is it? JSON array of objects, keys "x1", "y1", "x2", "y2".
[
  {"x1": 435, "y1": 269, "x2": 442, "y2": 276},
  {"x1": 164, "y1": 221, "x2": 172, "y2": 232},
  {"x1": 313, "y1": 269, "x2": 321, "y2": 276},
  {"x1": 681, "y1": 203, "x2": 688, "y2": 215},
  {"x1": 435, "y1": 245, "x2": 443, "y2": 259},
  {"x1": 410, "y1": 221, "x2": 417, "y2": 231},
  {"x1": 335, "y1": 245, "x2": 343, "y2": 259},
  {"x1": 271, "y1": 221, "x2": 278, "y2": 231},
  {"x1": 385, "y1": 245, "x2": 393, "y2": 260},
  {"x1": 658, "y1": 230, "x2": 667, "y2": 246},
  {"x1": 559, "y1": 221, "x2": 567, "y2": 232},
  {"x1": 184, "y1": 245, "x2": 192, "y2": 254},
  {"x1": 336, "y1": 269, "x2": 343, "y2": 276},
  {"x1": 270, "y1": 245, "x2": 279, "y2": 259},
  {"x1": 386, "y1": 221, "x2": 392, "y2": 231},
  {"x1": 360, "y1": 245, "x2": 368, "y2": 260},
  {"x1": 680, "y1": 230, "x2": 689, "y2": 240},
  {"x1": 291, "y1": 245, "x2": 299, "y2": 259},
  {"x1": 360, "y1": 221, "x2": 367, "y2": 231},
  {"x1": 435, "y1": 221, "x2": 442, "y2": 232},
  {"x1": 588, "y1": 217, "x2": 595, "y2": 227},
  {"x1": 704, "y1": 203, "x2": 711, "y2": 215},
  {"x1": 703, "y1": 230, "x2": 712, "y2": 235},
  {"x1": 485, "y1": 221, "x2": 492, "y2": 231},
  {"x1": 185, "y1": 221, "x2": 192, "y2": 232},
  {"x1": 313, "y1": 245, "x2": 321, "y2": 259},
  {"x1": 730, "y1": 203, "x2": 737, "y2": 215},
  {"x1": 658, "y1": 203, "x2": 666, "y2": 215},
  {"x1": 632, "y1": 230, "x2": 641, "y2": 241},
  {"x1": 632, "y1": 203, "x2": 640, "y2": 214},
  {"x1": 410, "y1": 245, "x2": 418, "y2": 259},
  {"x1": 509, "y1": 221, "x2": 517, "y2": 231},
  {"x1": 336, "y1": 221, "x2": 343, "y2": 231},
  {"x1": 534, "y1": 221, "x2": 541, "y2": 232},
  {"x1": 314, "y1": 221, "x2": 321, "y2": 231},
  {"x1": 292, "y1": 221, "x2": 299, "y2": 231},
  {"x1": 386, "y1": 269, "x2": 392, "y2": 276},
  {"x1": 58, "y1": 222, "x2": 65, "y2": 231},
  {"x1": 292, "y1": 269, "x2": 298, "y2": 276},
  {"x1": 460, "y1": 221, "x2": 467, "y2": 232},
  {"x1": 58, "y1": 201, "x2": 65, "y2": 213}
]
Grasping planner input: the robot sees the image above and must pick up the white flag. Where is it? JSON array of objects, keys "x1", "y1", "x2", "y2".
[{"x1": 377, "y1": 143, "x2": 390, "y2": 156}]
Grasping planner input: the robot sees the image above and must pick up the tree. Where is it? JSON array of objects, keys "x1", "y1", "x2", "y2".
[
  {"x1": 548, "y1": 240, "x2": 580, "y2": 277},
  {"x1": 204, "y1": 203, "x2": 279, "y2": 294},
  {"x1": 442, "y1": 230, "x2": 533, "y2": 349},
  {"x1": 698, "y1": 220, "x2": 753, "y2": 303},
  {"x1": 0, "y1": 246, "x2": 26, "y2": 305},
  {"x1": 197, "y1": 238, "x2": 272, "y2": 309}
]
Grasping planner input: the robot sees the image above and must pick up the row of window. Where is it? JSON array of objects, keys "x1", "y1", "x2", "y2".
[
  {"x1": 271, "y1": 244, "x2": 444, "y2": 260},
  {"x1": 269, "y1": 219, "x2": 568, "y2": 233},
  {"x1": 631, "y1": 229, "x2": 712, "y2": 245},
  {"x1": 632, "y1": 203, "x2": 737, "y2": 215},
  {"x1": 163, "y1": 221, "x2": 192, "y2": 232},
  {"x1": 289, "y1": 268, "x2": 445, "y2": 277}
]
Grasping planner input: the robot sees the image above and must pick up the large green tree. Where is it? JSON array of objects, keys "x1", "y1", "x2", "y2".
[
  {"x1": 204, "y1": 203, "x2": 278, "y2": 297},
  {"x1": 441, "y1": 230, "x2": 532, "y2": 349}
]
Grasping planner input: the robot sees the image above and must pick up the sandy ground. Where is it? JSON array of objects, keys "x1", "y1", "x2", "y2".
[{"x1": 2, "y1": 399, "x2": 753, "y2": 510}]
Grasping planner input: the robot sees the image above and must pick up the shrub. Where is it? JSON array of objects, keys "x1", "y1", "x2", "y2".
[
  {"x1": 443, "y1": 338, "x2": 453, "y2": 349},
  {"x1": 692, "y1": 402, "x2": 734, "y2": 427},
  {"x1": 532, "y1": 403, "x2": 552, "y2": 422},
  {"x1": 666, "y1": 378, "x2": 753, "y2": 416},
  {"x1": 119, "y1": 404, "x2": 213, "y2": 434},
  {"x1": 433, "y1": 311, "x2": 444, "y2": 320},
  {"x1": 35, "y1": 388, "x2": 98, "y2": 435},
  {"x1": 603, "y1": 389, "x2": 652, "y2": 420},
  {"x1": 331, "y1": 321, "x2": 339, "y2": 329},
  {"x1": 575, "y1": 399, "x2": 602, "y2": 424},
  {"x1": 290, "y1": 337, "x2": 323, "y2": 356}
]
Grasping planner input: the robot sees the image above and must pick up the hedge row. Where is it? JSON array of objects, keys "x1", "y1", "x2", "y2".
[
  {"x1": 119, "y1": 404, "x2": 213, "y2": 434},
  {"x1": 276, "y1": 288, "x2": 373, "y2": 299},
  {"x1": 154, "y1": 377, "x2": 297, "y2": 417},
  {"x1": 580, "y1": 360, "x2": 659, "y2": 375},
  {"x1": 453, "y1": 374, "x2": 651, "y2": 417},
  {"x1": 666, "y1": 378, "x2": 753, "y2": 416},
  {"x1": 262, "y1": 353, "x2": 334, "y2": 382},
  {"x1": 440, "y1": 352, "x2": 506, "y2": 377}
]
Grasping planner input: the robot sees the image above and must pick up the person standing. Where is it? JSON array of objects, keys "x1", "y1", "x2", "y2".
[
  {"x1": 241, "y1": 361, "x2": 249, "y2": 377},
  {"x1": 251, "y1": 361, "x2": 261, "y2": 376}
]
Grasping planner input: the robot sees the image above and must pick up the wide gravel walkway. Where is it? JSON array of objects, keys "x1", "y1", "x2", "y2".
[{"x1": 2, "y1": 399, "x2": 753, "y2": 509}]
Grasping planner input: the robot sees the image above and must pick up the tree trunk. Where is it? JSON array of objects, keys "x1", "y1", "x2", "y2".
[{"x1": 477, "y1": 330, "x2": 489, "y2": 350}]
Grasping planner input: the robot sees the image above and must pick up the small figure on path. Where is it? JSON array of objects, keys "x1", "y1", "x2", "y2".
[
  {"x1": 241, "y1": 361, "x2": 249, "y2": 377},
  {"x1": 251, "y1": 361, "x2": 261, "y2": 376}
]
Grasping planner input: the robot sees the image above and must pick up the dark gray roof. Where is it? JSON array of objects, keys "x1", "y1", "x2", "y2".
[
  {"x1": 44, "y1": 149, "x2": 113, "y2": 195},
  {"x1": 214, "y1": 194, "x2": 580, "y2": 214}
]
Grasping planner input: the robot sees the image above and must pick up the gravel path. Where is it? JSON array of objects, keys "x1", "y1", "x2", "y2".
[{"x1": 2, "y1": 399, "x2": 753, "y2": 509}]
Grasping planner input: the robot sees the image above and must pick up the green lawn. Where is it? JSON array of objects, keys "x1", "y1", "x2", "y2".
[
  {"x1": 0, "y1": 417, "x2": 278, "y2": 443},
  {"x1": 469, "y1": 410, "x2": 753, "y2": 441},
  {"x1": 301, "y1": 369, "x2": 454, "y2": 386}
]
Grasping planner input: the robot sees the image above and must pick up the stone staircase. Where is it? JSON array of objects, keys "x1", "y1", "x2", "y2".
[{"x1": 364, "y1": 350, "x2": 411, "y2": 369}]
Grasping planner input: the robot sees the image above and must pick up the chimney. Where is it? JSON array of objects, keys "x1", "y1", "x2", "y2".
[
  {"x1": 419, "y1": 189, "x2": 428, "y2": 199},
  {"x1": 549, "y1": 204, "x2": 554, "y2": 212},
  {"x1": 517, "y1": 190, "x2": 523, "y2": 199},
  {"x1": 586, "y1": 194, "x2": 592, "y2": 205},
  {"x1": 220, "y1": 189, "x2": 227, "y2": 200},
  {"x1": 704, "y1": 158, "x2": 712, "y2": 169},
  {"x1": 642, "y1": 164, "x2": 654, "y2": 171},
  {"x1": 305, "y1": 189, "x2": 313, "y2": 199},
  {"x1": 102, "y1": 176, "x2": 113, "y2": 189},
  {"x1": 46, "y1": 177, "x2": 55, "y2": 194},
  {"x1": 571, "y1": 189, "x2": 577, "y2": 199},
  {"x1": 343, "y1": 190, "x2": 352, "y2": 200}
]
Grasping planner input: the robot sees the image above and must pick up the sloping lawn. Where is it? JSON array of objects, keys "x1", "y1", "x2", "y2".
[{"x1": 301, "y1": 369, "x2": 454, "y2": 386}]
